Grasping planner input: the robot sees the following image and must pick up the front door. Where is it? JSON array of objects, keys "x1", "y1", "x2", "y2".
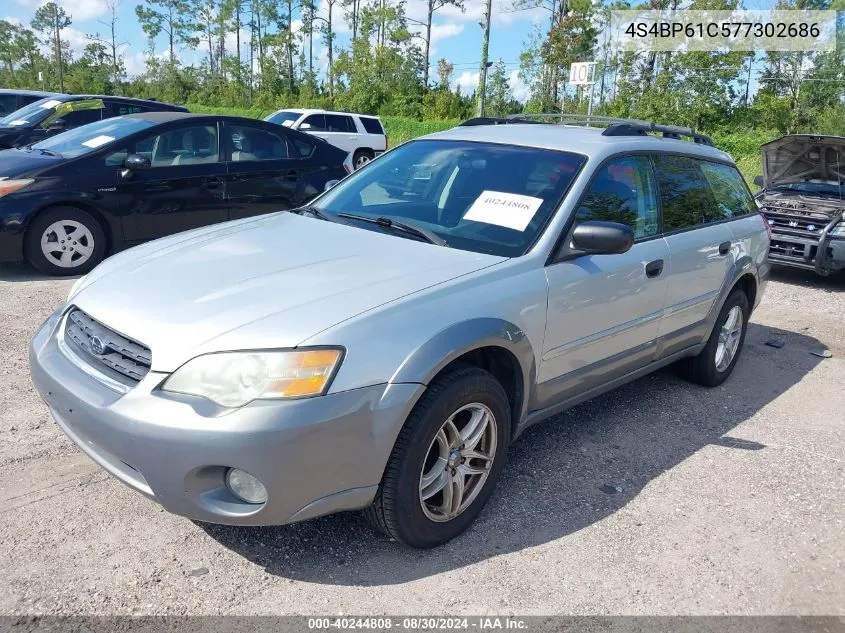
[
  {"x1": 222, "y1": 121, "x2": 305, "y2": 220},
  {"x1": 109, "y1": 122, "x2": 229, "y2": 242},
  {"x1": 539, "y1": 155, "x2": 670, "y2": 407}
]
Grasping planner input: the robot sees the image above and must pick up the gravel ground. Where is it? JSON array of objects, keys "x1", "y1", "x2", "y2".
[{"x1": 0, "y1": 263, "x2": 843, "y2": 616}]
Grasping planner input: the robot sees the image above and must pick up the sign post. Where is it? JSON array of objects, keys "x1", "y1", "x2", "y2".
[{"x1": 568, "y1": 61, "x2": 597, "y2": 116}]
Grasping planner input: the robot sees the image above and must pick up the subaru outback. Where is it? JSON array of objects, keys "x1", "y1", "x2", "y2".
[{"x1": 30, "y1": 114, "x2": 770, "y2": 548}]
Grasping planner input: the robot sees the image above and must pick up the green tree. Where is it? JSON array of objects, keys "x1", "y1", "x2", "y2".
[
  {"x1": 31, "y1": 2, "x2": 72, "y2": 91},
  {"x1": 135, "y1": 0, "x2": 198, "y2": 64}
]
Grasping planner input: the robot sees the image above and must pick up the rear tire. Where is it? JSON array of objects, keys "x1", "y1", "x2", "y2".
[
  {"x1": 353, "y1": 149, "x2": 374, "y2": 170},
  {"x1": 677, "y1": 289, "x2": 749, "y2": 387},
  {"x1": 24, "y1": 207, "x2": 106, "y2": 276},
  {"x1": 365, "y1": 365, "x2": 510, "y2": 548}
]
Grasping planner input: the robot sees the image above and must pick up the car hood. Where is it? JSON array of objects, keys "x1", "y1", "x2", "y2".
[
  {"x1": 761, "y1": 134, "x2": 845, "y2": 189},
  {"x1": 71, "y1": 213, "x2": 506, "y2": 372},
  {"x1": 0, "y1": 148, "x2": 62, "y2": 176}
]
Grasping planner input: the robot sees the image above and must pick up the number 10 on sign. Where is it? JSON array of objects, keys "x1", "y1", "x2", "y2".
[{"x1": 569, "y1": 62, "x2": 596, "y2": 115}]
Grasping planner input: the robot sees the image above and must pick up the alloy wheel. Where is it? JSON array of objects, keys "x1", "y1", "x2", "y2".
[
  {"x1": 419, "y1": 402, "x2": 498, "y2": 522},
  {"x1": 715, "y1": 305, "x2": 743, "y2": 372}
]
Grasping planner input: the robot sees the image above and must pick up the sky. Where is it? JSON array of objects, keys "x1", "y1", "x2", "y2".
[{"x1": 2, "y1": 0, "x2": 550, "y2": 98}]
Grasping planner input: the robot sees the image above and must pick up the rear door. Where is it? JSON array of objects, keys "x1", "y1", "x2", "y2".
[
  {"x1": 223, "y1": 120, "x2": 309, "y2": 220},
  {"x1": 358, "y1": 116, "x2": 387, "y2": 152},
  {"x1": 653, "y1": 155, "x2": 737, "y2": 354},
  {"x1": 106, "y1": 120, "x2": 229, "y2": 242},
  {"x1": 302, "y1": 113, "x2": 358, "y2": 153}
]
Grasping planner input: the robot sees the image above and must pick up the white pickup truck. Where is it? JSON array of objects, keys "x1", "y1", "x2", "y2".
[{"x1": 264, "y1": 108, "x2": 388, "y2": 170}]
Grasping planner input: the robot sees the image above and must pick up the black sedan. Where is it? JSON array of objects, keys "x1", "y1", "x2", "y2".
[
  {"x1": 0, "y1": 94, "x2": 187, "y2": 150},
  {"x1": 0, "y1": 112, "x2": 349, "y2": 275}
]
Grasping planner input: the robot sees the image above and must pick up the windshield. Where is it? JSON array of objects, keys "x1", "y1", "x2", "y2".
[
  {"x1": 314, "y1": 139, "x2": 586, "y2": 257},
  {"x1": 29, "y1": 117, "x2": 157, "y2": 158},
  {"x1": 770, "y1": 181, "x2": 844, "y2": 198},
  {"x1": 0, "y1": 97, "x2": 64, "y2": 127},
  {"x1": 265, "y1": 111, "x2": 302, "y2": 127}
]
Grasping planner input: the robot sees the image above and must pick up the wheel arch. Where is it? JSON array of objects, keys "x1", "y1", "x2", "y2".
[{"x1": 390, "y1": 318, "x2": 537, "y2": 435}]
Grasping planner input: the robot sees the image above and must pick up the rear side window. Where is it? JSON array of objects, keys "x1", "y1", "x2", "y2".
[
  {"x1": 699, "y1": 162, "x2": 757, "y2": 219},
  {"x1": 324, "y1": 114, "x2": 355, "y2": 132},
  {"x1": 0, "y1": 95, "x2": 18, "y2": 116},
  {"x1": 575, "y1": 155, "x2": 659, "y2": 239},
  {"x1": 291, "y1": 136, "x2": 315, "y2": 158},
  {"x1": 109, "y1": 102, "x2": 145, "y2": 116},
  {"x1": 226, "y1": 124, "x2": 290, "y2": 161},
  {"x1": 652, "y1": 155, "x2": 722, "y2": 231},
  {"x1": 360, "y1": 117, "x2": 384, "y2": 135}
]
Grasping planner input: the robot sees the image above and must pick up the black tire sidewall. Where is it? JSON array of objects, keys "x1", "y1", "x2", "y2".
[
  {"x1": 389, "y1": 368, "x2": 511, "y2": 548},
  {"x1": 703, "y1": 290, "x2": 750, "y2": 385},
  {"x1": 24, "y1": 207, "x2": 106, "y2": 276}
]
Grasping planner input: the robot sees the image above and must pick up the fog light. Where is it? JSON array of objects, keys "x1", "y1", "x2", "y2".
[{"x1": 225, "y1": 468, "x2": 267, "y2": 504}]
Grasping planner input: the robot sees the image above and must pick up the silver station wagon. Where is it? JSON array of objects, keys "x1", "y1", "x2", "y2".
[{"x1": 30, "y1": 114, "x2": 770, "y2": 548}]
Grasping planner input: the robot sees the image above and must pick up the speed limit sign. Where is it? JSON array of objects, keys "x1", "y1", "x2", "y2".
[{"x1": 569, "y1": 62, "x2": 595, "y2": 85}]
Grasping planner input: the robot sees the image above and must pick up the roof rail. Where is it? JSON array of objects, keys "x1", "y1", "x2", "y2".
[
  {"x1": 494, "y1": 113, "x2": 715, "y2": 146},
  {"x1": 459, "y1": 116, "x2": 542, "y2": 127}
]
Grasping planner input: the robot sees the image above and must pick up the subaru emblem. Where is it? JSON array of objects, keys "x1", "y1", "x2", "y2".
[{"x1": 89, "y1": 335, "x2": 108, "y2": 356}]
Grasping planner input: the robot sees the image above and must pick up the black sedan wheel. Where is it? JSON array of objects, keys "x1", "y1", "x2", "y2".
[{"x1": 25, "y1": 207, "x2": 106, "y2": 276}]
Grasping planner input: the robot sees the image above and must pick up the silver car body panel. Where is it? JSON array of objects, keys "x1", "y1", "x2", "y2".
[{"x1": 30, "y1": 123, "x2": 768, "y2": 525}]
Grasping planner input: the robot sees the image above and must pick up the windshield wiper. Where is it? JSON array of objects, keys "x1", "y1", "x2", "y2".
[
  {"x1": 292, "y1": 205, "x2": 339, "y2": 222},
  {"x1": 336, "y1": 213, "x2": 447, "y2": 246},
  {"x1": 36, "y1": 148, "x2": 62, "y2": 158}
]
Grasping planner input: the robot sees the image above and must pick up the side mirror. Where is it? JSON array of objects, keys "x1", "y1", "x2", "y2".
[
  {"x1": 570, "y1": 220, "x2": 634, "y2": 255},
  {"x1": 753, "y1": 175, "x2": 765, "y2": 188},
  {"x1": 324, "y1": 179, "x2": 340, "y2": 192},
  {"x1": 299, "y1": 122, "x2": 312, "y2": 130},
  {"x1": 124, "y1": 154, "x2": 151, "y2": 170}
]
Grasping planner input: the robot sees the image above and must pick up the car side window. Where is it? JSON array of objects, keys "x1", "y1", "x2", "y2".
[
  {"x1": 290, "y1": 136, "x2": 315, "y2": 158},
  {"x1": 226, "y1": 124, "x2": 290, "y2": 161},
  {"x1": 104, "y1": 135, "x2": 156, "y2": 167},
  {"x1": 324, "y1": 114, "x2": 355, "y2": 132},
  {"x1": 108, "y1": 102, "x2": 144, "y2": 117},
  {"x1": 302, "y1": 114, "x2": 326, "y2": 131},
  {"x1": 574, "y1": 155, "x2": 660, "y2": 239},
  {"x1": 126, "y1": 125, "x2": 220, "y2": 167},
  {"x1": 652, "y1": 155, "x2": 723, "y2": 231},
  {"x1": 699, "y1": 161, "x2": 757, "y2": 219},
  {"x1": 360, "y1": 117, "x2": 384, "y2": 135},
  {"x1": 0, "y1": 95, "x2": 17, "y2": 116}
]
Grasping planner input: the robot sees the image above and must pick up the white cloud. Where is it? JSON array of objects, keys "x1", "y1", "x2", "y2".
[
  {"x1": 15, "y1": 0, "x2": 111, "y2": 23},
  {"x1": 455, "y1": 70, "x2": 479, "y2": 93},
  {"x1": 508, "y1": 69, "x2": 529, "y2": 101}
]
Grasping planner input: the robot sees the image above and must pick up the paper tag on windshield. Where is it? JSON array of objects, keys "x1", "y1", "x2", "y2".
[
  {"x1": 9, "y1": 119, "x2": 27, "y2": 126},
  {"x1": 81, "y1": 135, "x2": 115, "y2": 148},
  {"x1": 463, "y1": 191, "x2": 544, "y2": 232},
  {"x1": 40, "y1": 99, "x2": 62, "y2": 109}
]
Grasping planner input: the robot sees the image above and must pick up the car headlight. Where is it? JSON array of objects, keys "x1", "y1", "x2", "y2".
[
  {"x1": 161, "y1": 348, "x2": 344, "y2": 407},
  {"x1": 0, "y1": 178, "x2": 34, "y2": 198}
]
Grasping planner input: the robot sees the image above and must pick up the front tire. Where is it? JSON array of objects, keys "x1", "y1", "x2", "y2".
[
  {"x1": 24, "y1": 207, "x2": 106, "y2": 276},
  {"x1": 678, "y1": 289, "x2": 749, "y2": 387},
  {"x1": 365, "y1": 365, "x2": 511, "y2": 548}
]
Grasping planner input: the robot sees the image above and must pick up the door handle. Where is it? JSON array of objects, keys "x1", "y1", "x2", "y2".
[
  {"x1": 204, "y1": 177, "x2": 223, "y2": 189},
  {"x1": 645, "y1": 259, "x2": 664, "y2": 278},
  {"x1": 718, "y1": 241, "x2": 732, "y2": 256},
  {"x1": 285, "y1": 170, "x2": 298, "y2": 181}
]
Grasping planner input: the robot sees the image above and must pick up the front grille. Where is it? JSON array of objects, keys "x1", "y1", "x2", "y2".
[
  {"x1": 764, "y1": 210, "x2": 833, "y2": 238},
  {"x1": 64, "y1": 308, "x2": 151, "y2": 384}
]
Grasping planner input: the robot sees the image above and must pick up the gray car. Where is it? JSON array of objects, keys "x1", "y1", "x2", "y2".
[{"x1": 30, "y1": 114, "x2": 770, "y2": 548}]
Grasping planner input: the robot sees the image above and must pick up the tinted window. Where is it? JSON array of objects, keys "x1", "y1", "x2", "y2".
[
  {"x1": 0, "y1": 95, "x2": 18, "y2": 116},
  {"x1": 291, "y1": 137, "x2": 314, "y2": 158},
  {"x1": 50, "y1": 107, "x2": 103, "y2": 129},
  {"x1": 136, "y1": 124, "x2": 219, "y2": 167},
  {"x1": 226, "y1": 124, "x2": 290, "y2": 161},
  {"x1": 302, "y1": 114, "x2": 326, "y2": 131},
  {"x1": 652, "y1": 155, "x2": 721, "y2": 231},
  {"x1": 699, "y1": 161, "x2": 757, "y2": 218},
  {"x1": 324, "y1": 114, "x2": 355, "y2": 132},
  {"x1": 315, "y1": 139, "x2": 586, "y2": 257},
  {"x1": 0, "y1": 97, "x2": 61, "y2": 126},
  {"x1": 108, "y1": 101, "x2": 145, "y2": 116},
  {"x1": 360, "y1": 117, "x2": 384, "y2": 135},
  {"x1": 575, "y1": 156, "x2": 659, "y2": 239}
]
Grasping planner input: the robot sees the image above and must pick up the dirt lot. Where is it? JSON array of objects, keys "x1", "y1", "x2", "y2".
[{"x1": 0, "y1": 263, "x2": 843, "y2": 616}]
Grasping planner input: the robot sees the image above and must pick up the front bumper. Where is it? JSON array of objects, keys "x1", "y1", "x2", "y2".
[
  {"x1": 29, "y1": 309, "x2": 424, "y2": 526},
  {"x1": 767, "y1": 212, "x2": 845, "y2": 276}
]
